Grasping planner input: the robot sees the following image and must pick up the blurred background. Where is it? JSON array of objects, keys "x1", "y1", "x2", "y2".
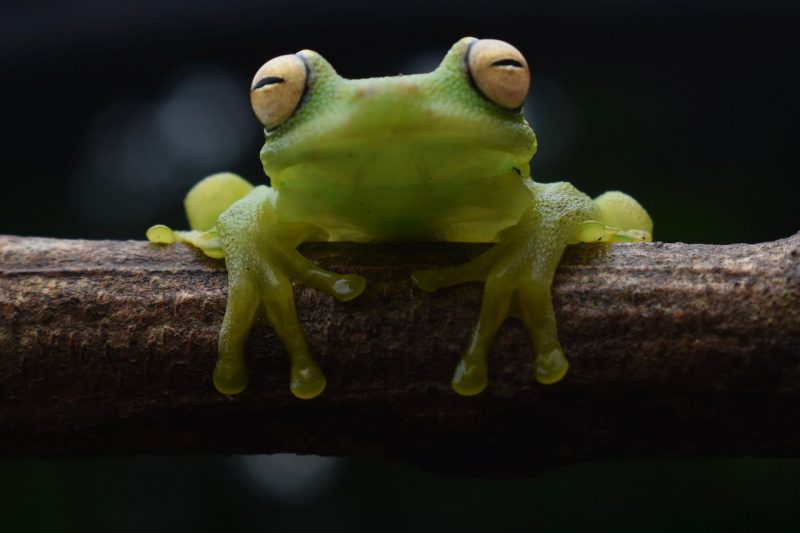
[{"x1": 1, "y1": 0, "x2": 799, "y2": 531}]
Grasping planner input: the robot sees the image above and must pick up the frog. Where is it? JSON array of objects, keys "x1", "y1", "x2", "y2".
[{"x1": 147, "y1": 37, "x2": 653, "y2": 399}]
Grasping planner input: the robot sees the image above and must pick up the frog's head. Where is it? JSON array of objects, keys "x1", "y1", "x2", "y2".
[{"x1": 250, "y1": 37, "x2": 537, "y2": 187}]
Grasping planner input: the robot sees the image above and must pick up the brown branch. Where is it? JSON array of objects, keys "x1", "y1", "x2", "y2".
[{"x1": 1, "y1": 233, "x2": 799, "y2": 476}]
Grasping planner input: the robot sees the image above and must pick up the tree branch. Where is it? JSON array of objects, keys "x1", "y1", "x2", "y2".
[{"x1": 1, "y1": 233, "x2": 799, "y2": 476}]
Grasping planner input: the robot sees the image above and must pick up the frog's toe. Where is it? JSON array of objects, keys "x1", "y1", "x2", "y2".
[
  {"x1": 146, "y1": 224, "x2": 177, "y2": 244},
  {"x1": 573, "y1": 220, "x2": 652, "y2": 244},
  {"x1": 261, "y1": 280, "x2": 328, "y2": 400},
  {"x1": 411, "y1": 251, "x2": 495, "y2": 292},
  {"x1": 534, "y1": 347, "x2": 569, "y2": 384},
  {"x1": 451, "y1": 358, "x2": 489, "y2": 396},
  {"x1": 307, "y1": 271, "x2": 366, "y2": 302},
  {"x1": 515, "y1": 282, "x2": 569, "y2": 385},
  {"x1": 411, "y1": 268, "x2": 449, "y2": 292},
  {"x1": 213, "y1": 358, "x2": 250, "y2": 395},
  {"x1": 214, "y1": 280, "x2": 259, "y2": 395},
  {"x1": 450, "y1": 276, "x2": 512, "y2": 396},
  {"x1": 288, "y1": 254, "x2": 367, "y2": 302},
  {"x1": 612, "y1": 229, "x2": 652, "y2": 242},
  {"x1": 290, "y1": 362, "x2": 327, "y2": 400},
  {"x1": 330, "y1": 275, "x2": 367, "y2": 301},
  {"x1": 147, "y1": 224, "x2": 224, "y2": 259}
]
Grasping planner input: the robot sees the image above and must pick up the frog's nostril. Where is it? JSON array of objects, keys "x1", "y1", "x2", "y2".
[
  {"x1": 353, "y1": 86, "x2": 378, "y2": 98},
  {"x1": 399, "y1": 82, "x2": 421, "y2": 95},
  {"x1": 353, "y1": 81, "x2": 420, "y2": 103}
]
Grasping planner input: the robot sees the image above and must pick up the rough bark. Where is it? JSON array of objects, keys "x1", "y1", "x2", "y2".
[{"x1": 1, "y1": 233, "x2": 799, "y2": 476}]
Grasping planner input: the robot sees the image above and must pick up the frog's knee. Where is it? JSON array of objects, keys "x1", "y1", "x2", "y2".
[
  {"x1": 185, "y1": 172, "x2": 254, "y2": 231},
  {"x1": 593, "y1": 191, "x2": 653, "y2": 234}
]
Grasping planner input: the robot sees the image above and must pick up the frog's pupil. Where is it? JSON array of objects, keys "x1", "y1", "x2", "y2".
[
  {"x1": 254, "y1": 76, "x2": 284, "y2": 89},
  {"x1": 492, "y1": 59, "x2": 523, "y2": 68}
]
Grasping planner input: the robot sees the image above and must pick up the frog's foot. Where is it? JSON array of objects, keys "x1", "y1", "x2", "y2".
[
  {"x1": 578, "y1": 190, "x2": 653, "y2": 243},
  {"x1": 215, "y1": 269, "x2": 331, "y2": 399},
  {"x1": 414, "y1": 241, "x2": 568, "y2": 395},
  {"x1": 146, "y1": 172, "x2": 257, "y2": 259},
  {"x1": 146, "y1": 224, "x2": 225, "y2": 258},
  {"x1": 411, "y1": 248, "x2": 497, "y2": 293},
  {"x1": 214, "y1": 190, "x2": 366, "y2": 398},
  {"x1": 413, "y1": 181, "x2": 597, "y2": 396},
  {"x1": 573, "y1": 220, "x2": 652, "y2": 243},
  {"x1": 215, "y1": 244, "x2": 366, "y2": 398}
]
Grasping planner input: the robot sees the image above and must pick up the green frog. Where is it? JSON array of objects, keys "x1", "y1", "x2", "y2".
[{"x1": 147, "y1": 37, "x2": 652, "y2": 399}]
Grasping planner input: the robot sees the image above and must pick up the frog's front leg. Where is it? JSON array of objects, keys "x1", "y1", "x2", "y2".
[
  {"x1": 413, "y1": 182, "x2": 649, "y2": 396},
  {"x1": 149, "y1": 174, "x2": 366, "y2": 398},
  {"x1": 212, "y1": 186, "x2": 366, "y2": 398}
]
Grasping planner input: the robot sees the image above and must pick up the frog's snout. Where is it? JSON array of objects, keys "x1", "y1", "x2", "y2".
[{"x1": 352, "y1": 80, "x2": 422, "y2": 102}]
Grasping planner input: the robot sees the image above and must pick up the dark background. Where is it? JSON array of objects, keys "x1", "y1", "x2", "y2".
[{"x1": 1, "y1": 1, "x2": 799, "y2": 531}]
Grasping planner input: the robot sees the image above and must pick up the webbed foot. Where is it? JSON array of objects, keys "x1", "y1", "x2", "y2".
[
  {"x1": 572, "y1": 220, "x2": 651, "y2": 243},
  {"x1": 413, "y1": 238, "x2": 568, "y2": 395},
  {"x1": 148, "y1": 176, "x2": 366, "y2": 398},
  {"x1": 574, "y1": 191, "x2": 653, "y2": 243},
  {"x1": 214, "y1": 250, "x2": 365, "y2": 398},
  {"x1": 413, "y1": 181, "x2": 594, "y2": 395},
  {"x1": 414, "y1": 184, "x2": 652, "y2": 396},
  {"x1": 146, "y1": 224, "x2": 225, "y2": 258},
  {"x1": 146, "y1": 172, "x2": 255, "y2": 259},
  {"x1": 213, "y1": 187, "x2": 366, "y2": 398}
]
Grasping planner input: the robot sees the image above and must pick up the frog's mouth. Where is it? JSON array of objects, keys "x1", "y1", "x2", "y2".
[
  {"x1": 262, "y1": 107, "x2": 537, "y2": 186},
  {"x1": 271, "y1": 137, "x2": 532, "y2": 187}
]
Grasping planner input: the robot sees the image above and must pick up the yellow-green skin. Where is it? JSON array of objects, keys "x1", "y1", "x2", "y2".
[{"x1": 147, "y1": 37, "x2": 653, "y2": 399}]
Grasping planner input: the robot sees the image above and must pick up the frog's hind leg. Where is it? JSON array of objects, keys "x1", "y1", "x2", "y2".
[
  {"x1": 212, "y1": 186, "x2": 366, "y2": 398},
  {"x1": 146, "y1": 172, "x2": 255, "y2": 258},
  {"x1": 573, "y1": 191, "x2": 653, "y2": 243},
  {"x1": 414, "y1": 181, "x2": 596, "y2": 395}
]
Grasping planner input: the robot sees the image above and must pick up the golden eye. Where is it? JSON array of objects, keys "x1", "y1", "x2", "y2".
[
  {"x1": 250, "y1": 54, "x2": 307, "y2": 129},
  {"x1": 467, "y1": 39, "x2": 530, "y2": 110}
]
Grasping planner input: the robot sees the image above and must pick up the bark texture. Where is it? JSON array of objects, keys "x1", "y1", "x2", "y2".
[{"x1": 1, "y1": 233, "x2": 799, "y2": 476}]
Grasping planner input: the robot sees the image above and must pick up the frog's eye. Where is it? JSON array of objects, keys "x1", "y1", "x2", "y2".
[
  {"x1": 250, "y1": 54, "x2": 307, "y2": 129},
  {"x1": 467, "y1": 39, "x2": 530, "y2": 110}
]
